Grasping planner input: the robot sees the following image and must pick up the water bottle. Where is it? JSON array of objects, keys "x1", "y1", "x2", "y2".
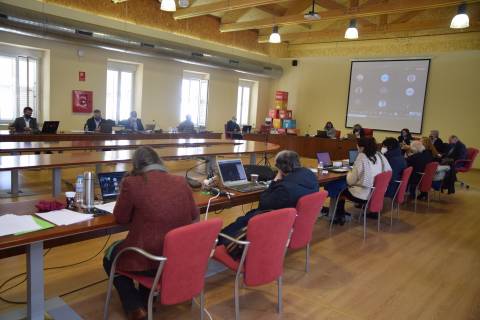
[
  {"x1": 75, "y1": 175, "x2": 84, "y2": 207},
  {"x1": 317, "y1": 161, "x2": 323, "y2": 175},
  {"x1": 82, "y1": 171, "x2": 95, "y2": 209}
]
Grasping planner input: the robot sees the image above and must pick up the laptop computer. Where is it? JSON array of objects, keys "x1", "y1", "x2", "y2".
[
  {"x1": 316, "y1": 152, "x2": 332, "y2": 167},
  {"x1": 242, "y1": 125, "x2": 252, "y2": 134},
  {"x1": 41, "y1": 121, "x2": 59, "y2": 134},
  {"x1": 348, "y1": 149, "x2": 359, "y2": 166},
  {"x1": 100, "y1": 121, "x2": 114, "y2": 133},
  {"x1": 217, "y1": 159, "x2": 267, "y2": 193},
  {"x1": 98, "y1": 171, "x2": 126, "y2": 202},
  {"x1": 316, "y1": 130, "x2": 328, "y2": 138}
]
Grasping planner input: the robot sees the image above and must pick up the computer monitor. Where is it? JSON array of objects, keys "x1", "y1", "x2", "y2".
[
  {"x1": 316, "y1": 130, "x2": 328, "y2": 138},
  {"x1": 316, "y1": 152, "x2": 332, "y2": 166},
  {"x1": 242, "y1": 125, "x2": 252, "y2": 134},
  {"x1": 217, "y1": 159, "x2": 248, "y2": 187},
  {"x1": 98, "y1": 171, "x2": 126, "y2": 201},
  {"x1": 348, "y1": 149, "x2": 359, "y2": 165},
  {"x1": 41, "y1": 121, "x2": 59, "y2": 134},
  {"x1": 100, "y1": 121, "x2": 114, "y2": 133}
]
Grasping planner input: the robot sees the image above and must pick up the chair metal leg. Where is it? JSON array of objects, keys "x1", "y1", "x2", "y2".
[
  {"x1": 427, "y1": 191, "x2": 430, "y2": 208},
  {"x1": 378, "y1": 210, "x2": 381, "y2": 232},
  {"x1": 103, "y1": 275, "x2": 115, "y2": 320},
  {"x1": 200, "y1": 290, "x2": 205, "y2": 320},
  {"x1": 363, "y1": 207, "x2": 367, "y2": 240},
  {"x1": 414, "y1": 190, "x2": 417, "y2": 213},
  {"x1": 277, "y1": 276, "x2": 283, "y2": 314},
  {"x1": 329, "y1": 196, "x2": 341, "y2": 233},
  {"x1": 390, "y1": 199, "x2": 394, "y2": 226},
  {"x1": 305, "y1": 243, "x2": 310, "y2": 273},
  {"x1": 234, "y1": 274, "x2": 240, "y2": 320},
  {"x1": 147, "y1": 288, "x2": 154, "y2": 320}
]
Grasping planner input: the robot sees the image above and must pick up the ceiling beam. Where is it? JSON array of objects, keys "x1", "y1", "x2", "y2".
[
  {"x1": 221, "y1": 0, "x2": 479, "y2": 32},
  {"x1": 258, "y1": 18, "x2": 480, "y2": 43},
  {"x1": 285, "y1": 0, "x2": 314, "y2": 15},
  {"x1": 257, "y1": 4, "x2": 288, "y2": 16},
  {"x1": 173, "y1": 0, "x2": 290, "y2": 20},
  {"x1": 221, "y1": 8, "x2": 252, "y2": 23}
]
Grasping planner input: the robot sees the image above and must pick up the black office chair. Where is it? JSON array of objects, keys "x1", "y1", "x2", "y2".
[{"x1": 243, "y1": 165, "x2": 275, "y2": 182}]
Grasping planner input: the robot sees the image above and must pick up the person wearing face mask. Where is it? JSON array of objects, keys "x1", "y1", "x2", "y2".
[
  {"x1": 121, "y1": 111, "x2": 144, "y2": 132},
  {"x1": 381, "y1": 138, "x2": 407, "y2": 198},
  {"x1": 324, "y1": 121, "x2": 337, "y2": 139},
  {"x1": 84, "y1": 109, "x2": 106, "y2": 132},
  {"x1": 333, "y1": 137, "x2": 391, "y2": 224},
  {"x1": 12, "y1": 107, "x2": 39, "y2": 133}
]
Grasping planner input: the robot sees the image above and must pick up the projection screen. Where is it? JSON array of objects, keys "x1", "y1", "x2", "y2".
[{"x1": 345, "y1": 59, "x2": 430, "y2": 133}]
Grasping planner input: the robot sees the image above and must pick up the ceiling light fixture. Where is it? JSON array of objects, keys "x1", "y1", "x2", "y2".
[
  {"x1": 160, "y1": 0, "x2": 176, "y2": 12},
  {"x1": 344, "y1": 19, "x2": 359, "y2": 40},
  {"x1": 450, "y1": 3, "x2": 469, "y2": 29},
  {"x1": 269, "y1": 26, "x2": 281, "y2": 44},
  {"x1": 304, "y1": 0, "x2": 320, "y2": 21}
]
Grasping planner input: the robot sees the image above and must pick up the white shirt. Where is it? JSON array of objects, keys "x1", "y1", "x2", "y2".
[
  {"x1": 94, "y1": 119, "x2": 101, "y2": 129},
  {"x1": 24, "y1": 117, "x2": 30, "y2": 128}
]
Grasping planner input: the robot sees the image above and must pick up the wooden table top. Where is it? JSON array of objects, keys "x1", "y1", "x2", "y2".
[
  {"x1": 0, "y1": 138, "x2": 241, "y2": 153},
  {"x1": 0, "y1": 141, "x2": 279, "y2": 171}
]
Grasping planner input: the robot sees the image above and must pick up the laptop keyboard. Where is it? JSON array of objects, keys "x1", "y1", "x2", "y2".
[{"x1": 228, "y1": 182, "x2": 268, "y2": 193}]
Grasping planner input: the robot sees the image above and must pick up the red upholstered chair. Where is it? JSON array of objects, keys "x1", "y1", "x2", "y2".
[
  {"x1": 103, "y1": 219, "x2": 223, "y2": 320},
  {"x1": 455, "y1": 147, "x2": 479, "y2": 189},
  {"x1": 414, "y1": 162, "x2": 439, "y2": 212},
  {"x1": 289, "y1": 191, "x2": 328, "y2": 272},
  {"x1": 363, "y1": 128, "x2": 374, "y2": 137},
  {"x1": 330, "y1": 171, "x2": 392, "y2": 239},
  {"x1": 213, "y1": 208, "x2": 296, "y2": 320},
  {"x1": 335, "y1": 130, "x2": 341, "y2": 139},
  {"x1": 389, "y1": 167, "x2": 413, "y2": 225}
]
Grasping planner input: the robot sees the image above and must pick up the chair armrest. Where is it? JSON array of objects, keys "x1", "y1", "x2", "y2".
[
  {"x1": 114, "y1": 247, "x2": 167, "y2": 263},
  {"x1": 394, "y1": 180, "x2": 402, "y2": 183},
  {"x1": 417, "y1": 172, "x2": 425, "y2": 175},
  {"x1": 218, "y1": 233, "x2": 250, "y2": 246},
  {"x1": 454, "y1": 159, "x2": 472, "y2": 166}
]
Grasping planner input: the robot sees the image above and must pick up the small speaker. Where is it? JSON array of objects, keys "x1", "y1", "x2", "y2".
[{"x1": 292, "y1": 60, "x2": 298, "y2": 67}]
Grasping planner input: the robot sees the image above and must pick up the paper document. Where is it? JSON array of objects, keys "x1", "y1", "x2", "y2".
[
  {"x1": 36, "y1": 209, "x2": 93, "y2": 226},
  {"x1": 0, "y1": 214, "x2": 45, "y2": 237},
  {"x1": 94, "y1": 202, "x2": 116, "y2": 213}
]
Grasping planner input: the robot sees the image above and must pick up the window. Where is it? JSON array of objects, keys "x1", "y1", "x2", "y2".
[
  {"x1": 106, "y1": 61, "x2": 136, "y2": 122},
  {"x1": 236, "y1": 79, "x2": 258, "y2": 126},
  {"x1": 180, "y1": 71, "x2": 209, "y2": 127},
  {"x1": 0, "y1": 55, "x2": 38, "y2": 122}
]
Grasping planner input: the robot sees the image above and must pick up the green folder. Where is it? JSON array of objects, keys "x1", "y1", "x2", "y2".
[{"x1": 14, "y1": 216, "x2": 55, "y2": 236}]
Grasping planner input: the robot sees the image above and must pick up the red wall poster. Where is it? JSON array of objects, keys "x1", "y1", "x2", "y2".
[{"x1": 72, "y1": 90, "x2": 93, "y2": 113}]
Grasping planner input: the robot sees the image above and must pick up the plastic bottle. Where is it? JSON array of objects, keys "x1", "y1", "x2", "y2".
[
  {"x1": 75, "y1": 175, "x2": 84, "y2": 206},
  {"x1": 317, "y1": 161, "x2": 323, "y2": 175}
]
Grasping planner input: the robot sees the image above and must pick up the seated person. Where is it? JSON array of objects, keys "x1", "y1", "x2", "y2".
[
  {"x1": 352, "y1": 124, "x2": 364, "y2": 139},
  {"x1": 333, "y1": 137, "x2": 391, "y2": 224},
  {"x1": 324, "y1": 121, "x2": 337, "y2": 139},
  {"x1": 225, "y1": 116, "x2": 241, "y2": 133},
  {"x1": 443, "y1": 135, "x2": 467, "y2": 165},
  {"x1": 422, "y1": 136, "x2": 441, "y2": 159},
  {"x1": 398, "y1": 128, "x2": 413, "y2": 146},
  {"x1": 84, "y1": 109, "x2": 106, "y2": 132},
  {"x1": 382, "y1": 138, "x2": 407, "y2": 198},
  {"x1": 177, "y1": 115, "x2": 196, "y2": 133},
  {"x1": 407, "y1": 140, "x2": 434, "y2": 199},
  {"x1": 120, "y1": 111, "x2": 144, "y2": 131},
  {"x1": 218, "y1": 150, "x2": 319, "y2": 252},
  {"x1": 429, "y1": 130, "x2": 446, "y2": 154},
  {"x1": 103, "y1": 146, "x2": 199, "y2": 319},
  {"x1": 12, "y1": 107, "x2": 39, "y2": 133}
]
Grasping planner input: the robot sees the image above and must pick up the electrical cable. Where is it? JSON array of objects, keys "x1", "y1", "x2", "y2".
[
  {"x1": 185, "y1": 160, "x2": 207, "y2": 179},
  {"x1": 204, "y1": 193, "x2": 221, "y2": 220}
]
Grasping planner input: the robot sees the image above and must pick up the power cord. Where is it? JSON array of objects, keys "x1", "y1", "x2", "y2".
[{"x1": 185, "y1": 160, "x2": 207, "y2": 179}]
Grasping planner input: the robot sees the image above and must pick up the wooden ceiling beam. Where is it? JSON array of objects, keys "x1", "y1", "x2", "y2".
[
  {"x1": 173, "y1": 0, "x2": 290, "y2": 20},
  {"x1": 221, "y1": 8, "x2": 252, "y2": 23},
  {"x1": 285, "y1": 0, "x2": 314, "y2": 15},
  {"x1": 257, "y1": 4, "x2": 288, "y2": 16},
  {"x1": 221, "y1": 0, "x2": 479, "y2": 32}
]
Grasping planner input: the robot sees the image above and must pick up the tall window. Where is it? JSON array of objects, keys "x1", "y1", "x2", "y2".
[
  {"x1": 236, "y1": 79, "x2": 257, "y2": 126},
  {"x1": 106, "y1": 61, "x2": 136, "y2": 122},
  {"x1": 180, "y1": 71, "x2": 209, "y2": 127},
  {"x1": 0, "y1": 55, "x2": 38, "y2": 122}
]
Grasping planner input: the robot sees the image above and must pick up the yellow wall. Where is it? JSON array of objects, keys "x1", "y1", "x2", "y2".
[
  {"x1": 0, "y1": 32, "x2": 272, "y2": 132},
  {"x1": 273, "y1": 49, "x2": 480, "y2": 168}
]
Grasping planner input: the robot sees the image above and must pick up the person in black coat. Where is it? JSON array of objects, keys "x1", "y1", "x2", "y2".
[
  {"x1": 120, "y1": 111, "x2": 144, "y2": 131},
  {"x1": 443, "y1": 135, "x2": 467, "y2": 164},
  {"x1": 407, "y1": 140, "x2": 434, "y2": 197},
  {"x1": 225, "y1": 116, "x2": 241, "y2": 133},
  {"x1": 218, "y1": 150, "x2": 319, "y2": 247},
  {"x1": 84, "y1": 109, "x2": 106, "y2": 132},
  {"x1": 429, "y1": 130, "x2": 446, "y2": 154},
  {"x1": 12, "y1": 107, "x2": 39, "y2": 133},
  {"x1": 398, "y1": 128, "x2": 413, "y2": 145},
  {"x1": 382, "y1": 138, "x2": 407, "y2": 198}
]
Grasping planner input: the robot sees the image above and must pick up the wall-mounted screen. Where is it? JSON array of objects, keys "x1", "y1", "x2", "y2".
[{"x1": 345, "y1": 59, "x2": 430, "y2": 133}]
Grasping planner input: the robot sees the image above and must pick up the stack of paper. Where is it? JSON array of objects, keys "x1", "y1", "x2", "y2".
[
  {"x1": 36, "y1": 209, "x2": 93, "y2": 226},
  {"x1": 0, "y1": 214, "x2": 45, "y2": 237},
  {"x1": 94, "y1": 202, "x2": 116, "y2": 214}
]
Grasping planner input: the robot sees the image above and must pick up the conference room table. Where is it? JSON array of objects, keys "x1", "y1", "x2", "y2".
[
  {"x1": 0, "y1": 141, "x2": 279, "y2": 197},
  {"x1": 0, "y1": 171, "x2": 346, "y2": 320}
]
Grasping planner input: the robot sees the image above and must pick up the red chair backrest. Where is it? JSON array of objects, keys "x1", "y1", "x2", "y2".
[
  {"x1": 418, "y1": 162, "x2": 439, "y2": 193},
  {"x1": 396, "y1": 167, "x2": 413, "y2": 205},
  {"x1": 160, "y1": 218, "x2": 222, "y2": 305},
  {"x1": 289, "y1": 191, "x2": 328, "y2": 250},
  {"x1": 244, "y1": 208, "x2": 296, "y2": 287},
  {"x1": 335, "y1": 130, "x2": 341, "y2": 139},
  {"x1": 363, "y1": 128, "x2": 374, "y2": 137},
  {"x1": 368, "y1": 171, "x2": 392, "y2": 212},
  {"x1": 465, "y1": 148, "x2": 479, "y2": 170}
]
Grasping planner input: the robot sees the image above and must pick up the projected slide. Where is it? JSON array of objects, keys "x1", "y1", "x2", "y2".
[{"x1": 346, "y1": 59, "x2": 430, "y2": 133}]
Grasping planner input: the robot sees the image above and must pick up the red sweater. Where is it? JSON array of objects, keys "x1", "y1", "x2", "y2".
[{"x1": 113, "y1": 171, "x2": 199, "y2": 271}]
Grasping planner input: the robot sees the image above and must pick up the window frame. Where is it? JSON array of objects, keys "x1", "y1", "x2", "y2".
[
  {"x1": 236, "y1": 79, "x2": 256, "y2": 126},
  {"x1": 106, "y1": 61, "x2": 137, "y2": 123},
  {"x1": 180, "y1": 70, "x2": 210, "y2": 127}
]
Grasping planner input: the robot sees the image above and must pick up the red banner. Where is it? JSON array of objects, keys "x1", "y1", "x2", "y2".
[{"x1": 72, "y1": 90, "x2": 93, "y2": 113}]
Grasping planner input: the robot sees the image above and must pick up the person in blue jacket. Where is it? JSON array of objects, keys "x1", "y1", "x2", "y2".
[{"x1": 382, "y1": 138, "x2": 407, "y2": 198}]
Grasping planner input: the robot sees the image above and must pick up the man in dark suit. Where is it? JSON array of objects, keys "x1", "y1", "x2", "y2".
[
  {"x1": 218, "y1": 150, "x2": 319, "y2": 248},
  {"x1": 444, "y1": 135, "x2": 467, "y2": 162},
  {"x1": 225, "y1": 116, "x2": 240, "y2": 133},
  {"x1": 430, "y1": 130, "x2": 446, "y2": 154},
  {"x1": 12, "y1": 107, "x2": 39, "y2": 133},
  {"x1": 84, "y1": 109, "x2": 105, "y2": 132},
  {"x1": 120, "y1": 111, "x2": 144, "y2": 131}
]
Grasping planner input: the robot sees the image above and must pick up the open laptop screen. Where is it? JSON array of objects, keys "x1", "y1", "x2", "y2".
[
  {"x1": 316, "y1": 152, "x2": 332, "y2": 166},
  {"x1": 349, "y1": 150, "x2": 359, "y2": 165},
  {"x1": 98, "y1": 171, "x2": 126, "y2": 200},
  {"x1": 217, "y1": 159, "x2": 247, "y2": 184}
]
